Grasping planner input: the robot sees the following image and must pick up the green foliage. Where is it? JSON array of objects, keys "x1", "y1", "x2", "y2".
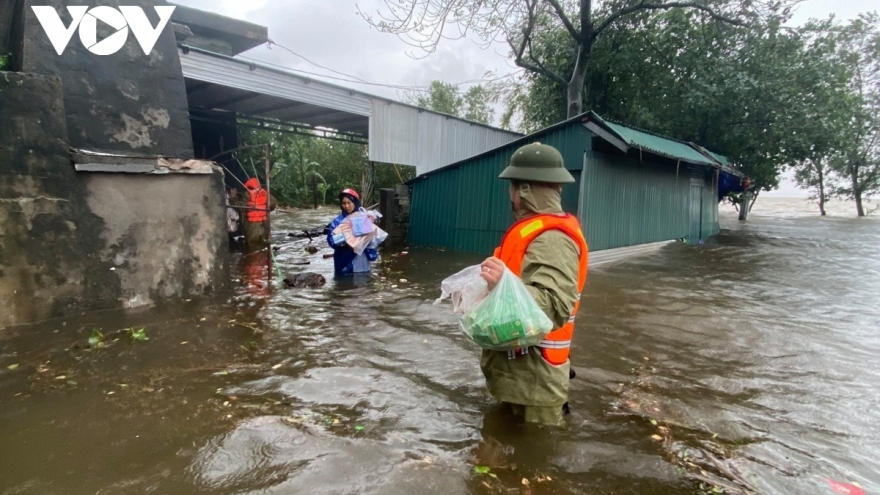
[
  {"x1": 89, "y1": 329, "x2": 105, "y2": 347},
  {"x1": 407, "y1": 80, "x2": 495, "y2": 124},
  {"x1": 235, "y1": 126, "x2": 414, "y2": 207},
  {"x1": 413, "y1": 80, "x2": 461, "y2": 115},
  {"x1": 820, "y1": 14, "x2": 880, "y2": 216},
  {"x1": 503, "y1": 5, "x2": 843, "y2": 199},
  {"x1": 126, "y1": 328, "x2": 149, "y2": 342},
  {"x1": 0, "y1": 53, "x2": 10, "y2": 71}
]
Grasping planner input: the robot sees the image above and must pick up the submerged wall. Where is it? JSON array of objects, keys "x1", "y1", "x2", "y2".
[{"x1": 0, "y1": 0, "x2": 229, "y2": 329}]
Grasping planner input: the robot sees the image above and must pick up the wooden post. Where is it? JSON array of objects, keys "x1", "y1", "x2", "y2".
[
  {"x1": 312, "y1": 175, "x2": 318, "y2": 209},
  {"x1": 264, "y1": 143, "x2": 272, "y2": 283}
]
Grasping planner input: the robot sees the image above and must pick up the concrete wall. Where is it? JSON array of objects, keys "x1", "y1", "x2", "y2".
[
  {"x1": 0, "y1": 71, "x2": 228, "y2": 328},
  {"x1": 0, "y1": 72, "x2": 112, "y2": 325},
  {"x1": 20, "y1": 0, "x2": 193, "y2": 157},
  {"x1": 0, "y1": 0, "x2": 230, "y2": 329}
]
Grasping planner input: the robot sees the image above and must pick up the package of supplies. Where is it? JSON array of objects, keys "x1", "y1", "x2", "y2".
[
  {"x1": 332, "y1": 211, "x2": 388, "y2": 255},
  {"x1": 436, "y1": 266, "x2": 553, "y2": 351},
  {"x1": 350, "y1": 214, "x2": 375, "y2": 236}
]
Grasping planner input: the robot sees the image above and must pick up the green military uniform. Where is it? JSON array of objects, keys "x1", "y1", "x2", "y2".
[{"x1": 480, "y1": 143, "x2": 582, "y2": 426}]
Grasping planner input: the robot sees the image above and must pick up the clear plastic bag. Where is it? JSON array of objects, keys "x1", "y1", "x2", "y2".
[
  {"x1": 333, "y1": 211, "x2": 387, "y2": 255},
  {"x1": 434, "y1": 265, "x2": 488, "y2": 314},
  {"x1": 462, "y1": 267, "x2": 554, "y2": 350},
  {"x1": 436, "y1": 266, "x2": 554, "y2": 351}
]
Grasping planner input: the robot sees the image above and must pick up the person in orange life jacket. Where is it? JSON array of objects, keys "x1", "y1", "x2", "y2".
[
  {"x1": 326, "y1": 188, "x2": 378, "y2": 276},
  {"x1": 478, "y1": 142, "x2": 589, "y2": 426},
  {"x1": 243, "y1": 178, "x2": 277, "y2": 246}
]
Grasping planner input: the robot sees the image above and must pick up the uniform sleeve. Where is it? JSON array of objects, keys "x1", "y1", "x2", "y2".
[{"x1": 520, "y1": 230, "x2": 580, "y2": 329}]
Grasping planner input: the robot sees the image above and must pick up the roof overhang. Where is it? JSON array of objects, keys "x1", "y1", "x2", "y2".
[
  {"x1": 180, "y1": 46, "x2": 371, "y2": 138},
  {"x1": 170, "y1": 4, "x2": 269, "y2": 56}
]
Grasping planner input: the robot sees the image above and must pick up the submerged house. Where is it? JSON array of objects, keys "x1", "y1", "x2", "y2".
[{"x1": 408, "y1": 112, "x2": 746, "y2": 254}]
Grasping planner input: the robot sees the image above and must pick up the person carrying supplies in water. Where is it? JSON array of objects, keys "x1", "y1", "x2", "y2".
[
  {"x1": 243, "y1": 178, "x2": 277, "y2": 247},
  {"x1": 326, "y1": 188, "x2": 379, "y2": 276},
  {"x1": 478, "y1": 143, "x2": 589, "y2": 426}
]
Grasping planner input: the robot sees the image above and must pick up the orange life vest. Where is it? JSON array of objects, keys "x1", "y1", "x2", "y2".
[
  {"x1": 494, "y1": 213, "x2": 588, "y2": 365},
  {"x1": 246, "y1": 188, "x2": 268, "y2": 222}
]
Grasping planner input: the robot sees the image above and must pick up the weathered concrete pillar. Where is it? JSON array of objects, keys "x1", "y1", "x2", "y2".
[
  {"x1": 378, "y1": 185, "x2": 411, "y2": 249},
  {"x1": 20, "y1": 0, "x2": 194, "y2": 157}
]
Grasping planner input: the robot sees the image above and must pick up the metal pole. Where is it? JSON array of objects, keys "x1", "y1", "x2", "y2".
[{"x1": 265, "y1": 143, "x2": 272, "y2": 284}]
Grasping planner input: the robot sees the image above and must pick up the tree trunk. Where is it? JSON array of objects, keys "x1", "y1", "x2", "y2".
[
  {"x1": 818, "y1": 168, "x2": 826, "y2": 216},
  {"x1": 566, "y1": 45, "x2": 590, "y2": 118},
  {"x1": 852, "y1": 166, "x2": 865, "y2": 217},
  {"x1": 738, "y1": 191, "x2": 750, "y2": 221}
]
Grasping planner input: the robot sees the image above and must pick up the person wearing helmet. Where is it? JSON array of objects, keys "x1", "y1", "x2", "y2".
[
  {"x1": 478, "y1": 143, "x2": 589, "y2": 426},
  {"x1": 243, "y1": 178, "x2": 277, "y2": 247},
  {"x1": 326, "y1": 188, "x2": 379, "y2": 276}
]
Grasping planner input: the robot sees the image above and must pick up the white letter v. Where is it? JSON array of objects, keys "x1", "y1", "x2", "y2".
[
  {"x1": 31, "y1": 6, "x2": 89, "y2": 56},
  {"x1": 120, "y1": 6, "x2": 176, "y2": 56}
]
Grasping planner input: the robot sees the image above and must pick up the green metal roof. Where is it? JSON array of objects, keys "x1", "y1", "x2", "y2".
[
  {"x1": 411, "y1": 110, "x2": 740, "y2": 182},
  {"x1": 705, "y1": 150, "x2": 731, "y2": 166},
  {"x1": 600, "y1": 120, "x2": 717, "y2": 167}
]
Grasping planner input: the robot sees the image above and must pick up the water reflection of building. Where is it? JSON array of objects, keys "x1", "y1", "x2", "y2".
[{"x1": 408, "y1": 112, "x2": 748, "y2": 254}]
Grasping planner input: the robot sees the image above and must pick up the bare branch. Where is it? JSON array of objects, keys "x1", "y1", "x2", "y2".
[
  {"x1": 545, "y1": 0, "x2": 581, "y2": 42},
  {"x1": 591, "y1": 1, "x2": 745, "y2": 41},
  {"x1": 508, "y1": 0, "x2": 567, "y2": 85}
]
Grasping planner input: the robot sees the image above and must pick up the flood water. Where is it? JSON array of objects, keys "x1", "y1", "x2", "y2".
[{"x1": 1, "y1": 198, "x2": 878, "y2": 495}]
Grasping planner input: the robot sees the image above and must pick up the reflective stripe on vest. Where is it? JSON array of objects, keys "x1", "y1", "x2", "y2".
[
  {"x1": 246, "y1": 189, "x2": 268, "y2": 222},
  {"x1": 493, "y1": 213, "x2": 588, "y2": 365}
]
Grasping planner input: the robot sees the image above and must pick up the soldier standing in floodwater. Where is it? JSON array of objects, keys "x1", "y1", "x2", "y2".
[
  {"x1": 243, "y1": 178, "x2": 277, "y2": 247},
  {"x1": 478, "y1": 143, "x2": 589, "y2": 426}
]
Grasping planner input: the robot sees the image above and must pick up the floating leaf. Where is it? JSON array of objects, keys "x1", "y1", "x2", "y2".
[
  {"x1": 7, "y1": 364, "x2": 19, "y2": 371},
  {"x1": 127, "y1": 328, "x2": 148, "y2": 342},
  {"x1": 89, "y1": 329, "x2": 104, "y2": 346},
  {"x1": 650, "y1": 419, "x2": 658, "y2": 426},
  {"x1": 354, "y1": 425, "x2": 365, "y2": 431},
  {"x1": 473, "y1": 466, "x2": 491, "y2": 474}
]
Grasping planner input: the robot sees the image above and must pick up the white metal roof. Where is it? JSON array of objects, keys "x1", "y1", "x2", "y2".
[{"x1": 178, "y1": 47, "x2": 521, "y2": 174}]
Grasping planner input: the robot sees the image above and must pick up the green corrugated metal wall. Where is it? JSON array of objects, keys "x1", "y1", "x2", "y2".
[
  {"x1": 409, "y1": 122, "x2": 719, "y2": 253},
  {"x1": 580, "y1": 150, "x2": 696, "y2": 251}
]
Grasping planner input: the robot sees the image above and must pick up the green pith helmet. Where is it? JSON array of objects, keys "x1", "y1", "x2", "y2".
[{"x1": 498, "y1": 142, "x2": 575, "y2": 184}]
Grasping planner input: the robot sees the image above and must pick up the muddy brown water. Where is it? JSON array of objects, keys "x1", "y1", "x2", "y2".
[{"x1": 1, "y1": 200, "x2": 878, "y2": 495}]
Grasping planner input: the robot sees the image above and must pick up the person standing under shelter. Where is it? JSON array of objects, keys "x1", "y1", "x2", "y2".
[
  {"x1": 243, "y1": 178, "x2": 277, "y2": 247},
  {"x1": 478, "y1": 143, "x2": 589, "y2": 426}
]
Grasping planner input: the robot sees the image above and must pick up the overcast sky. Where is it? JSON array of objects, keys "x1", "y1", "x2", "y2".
[{"x1": 171, "y1": 0, "x2": 878, "y2": 197}]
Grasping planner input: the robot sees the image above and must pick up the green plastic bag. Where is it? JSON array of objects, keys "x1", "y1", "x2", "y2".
[{"x1": 459, "y1": 267, "x2": 553, "y2": 351}]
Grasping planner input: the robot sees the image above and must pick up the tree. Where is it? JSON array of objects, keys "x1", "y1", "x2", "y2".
[
  {"x1": 233, "y1": 126, "x2": 416, "y2": 208},
  {"x1": 360, "y1": 0, "x2": 793, "y2": 119},
  {"x1": 500, "y1": 6, "x2": 839, "y2": 212},
  {"x1": 462, "y1": 84, "x2": 495, "y2": 123},
  {"x1": 406, "y1": 79, "x2": 495, "y2": 124},
  {"x1": 794, "y1": 158, "x2": 836, "y2": 216},
  {"x1": 412, "y1": 80, "x2": 462, "y2": 115},
  {"x1": 827, "y1": 14, "x2": 880, "y2": 217}
]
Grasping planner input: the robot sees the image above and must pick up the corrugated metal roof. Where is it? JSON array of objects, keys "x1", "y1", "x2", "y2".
[
  {"x1": 179, "y1": 46, "x2": 522, "y2": 173},
  {"x1": 369, "y1": 100, "x2": 520, "y2": 175},
  {"x1": 705, "y1": 150, "x2": 731, "y2": 167},
  {"x1": 600, "y1": 120, "x2": 718, "y2": 167},
  {"x1": 411, "y1": 111, "x2": 740, "y2": 181}
]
